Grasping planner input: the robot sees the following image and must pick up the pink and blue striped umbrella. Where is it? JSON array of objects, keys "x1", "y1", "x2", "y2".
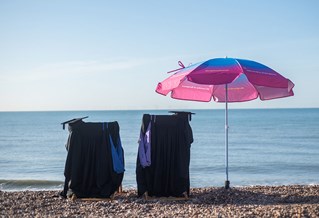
[
  {"x1": 155, "y1": 57, "x2": 295, "y2": 188},
  {"x1": 156, "y1": 58, "x2": 294, "y2": 102}
]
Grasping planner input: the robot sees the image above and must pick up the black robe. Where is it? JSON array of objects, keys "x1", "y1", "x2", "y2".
[
  {"x1": 61, "y1": 120, "x2": 124, "y2": 198},
  {"x1": 136, "y1": 113, "x2": 193, "y2": 197}
]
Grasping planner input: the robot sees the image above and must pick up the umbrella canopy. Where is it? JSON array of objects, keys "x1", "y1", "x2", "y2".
[
  {"x1": 156, "y1": 58, "x2": 294, "y2": 102},
  {"x1": 155, "y1": 57, "x2": 295, "y2": 188}
]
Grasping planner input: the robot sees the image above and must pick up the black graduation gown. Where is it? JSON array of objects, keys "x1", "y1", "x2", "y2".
[
  {"x1": 136, "y1": 113, "x2": 193, "y2": 197},
  {"x1": 62, "y1": 120, "x2": 124, "y2": 198}
]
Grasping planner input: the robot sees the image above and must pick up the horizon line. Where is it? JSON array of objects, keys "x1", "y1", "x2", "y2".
[{"x1": 0, "y1": 107, "x2": 317, "y2": 113}]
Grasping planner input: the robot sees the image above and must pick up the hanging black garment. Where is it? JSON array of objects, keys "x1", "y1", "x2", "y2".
[
  {"x1": 136, "y1": 113, "x2": 193, "y2": 197},
  {"x1": 61, "y1": 120, "x2": 124, "y2": 198}
]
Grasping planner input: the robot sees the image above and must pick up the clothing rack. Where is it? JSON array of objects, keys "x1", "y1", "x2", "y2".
[
  {"x1": 61, "y1": 116, "x2": 88, "y2": 129},
  {"x1": 168, "y1": 111, "x2": 195, "y2": 121}
]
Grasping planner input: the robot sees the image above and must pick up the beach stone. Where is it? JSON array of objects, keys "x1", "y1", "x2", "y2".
[{"x1": 1, "y1": 185, "x2": 319, "y2": 217}]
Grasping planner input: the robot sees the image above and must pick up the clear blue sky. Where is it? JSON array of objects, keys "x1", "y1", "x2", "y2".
[{"x1": 1, "y1": 0, "x2": 318, "y2": 111}]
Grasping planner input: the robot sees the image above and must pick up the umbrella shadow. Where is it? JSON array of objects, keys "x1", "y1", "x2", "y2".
[
  {"x1": 187, "y1": 186, "x2": 319, "y2": 206},
  {"x1": 113, "y1": 185, "x2": 319, "y2": 206}
]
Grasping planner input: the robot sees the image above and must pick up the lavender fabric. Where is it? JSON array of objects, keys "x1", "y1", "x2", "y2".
[{"x1": 138, "y1": 122, "x2": 151, "y2": 168}]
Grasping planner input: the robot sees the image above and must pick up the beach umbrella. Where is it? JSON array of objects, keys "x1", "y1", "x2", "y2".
[{"x1": 155, "y1": 57, "x2": 295, "y2": 189}]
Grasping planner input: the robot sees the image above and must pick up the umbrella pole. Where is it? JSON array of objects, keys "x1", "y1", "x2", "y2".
[{"x1": 225, "y1": 84, "x2": 230, "y2": 189}]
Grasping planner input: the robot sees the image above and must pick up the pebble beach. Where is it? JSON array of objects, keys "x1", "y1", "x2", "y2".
[{"x1": 1, "y1": 185, "x2": 319, "y2": 217}]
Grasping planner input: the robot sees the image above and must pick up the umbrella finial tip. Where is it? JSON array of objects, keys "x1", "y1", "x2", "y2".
[{"x1": 178, "y1": 61, "x2": 185, "y2": 68}]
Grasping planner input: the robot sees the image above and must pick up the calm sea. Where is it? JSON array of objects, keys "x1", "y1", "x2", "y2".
[{"x1": 0, "y1": 109, "x2": 318, "y2": 191}]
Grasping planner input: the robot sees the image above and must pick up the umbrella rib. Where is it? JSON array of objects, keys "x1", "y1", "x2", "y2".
[{"x1": 233, "y1": 58, "x2": 244, "y2": 74}]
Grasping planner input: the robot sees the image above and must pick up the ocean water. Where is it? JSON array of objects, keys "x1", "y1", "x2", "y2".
[{"x1": 0, "y1": 109, "x2": 318, "y2": 191}]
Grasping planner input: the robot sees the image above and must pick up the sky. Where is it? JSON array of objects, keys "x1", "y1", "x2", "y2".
[{"x1": 0, "y1": 0, "x2": 318, "y2": 111}]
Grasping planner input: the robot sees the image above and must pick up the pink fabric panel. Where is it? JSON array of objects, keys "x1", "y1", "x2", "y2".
[
  {"x1": 156, "y1": 62, "x2": 203, "y2": 95},
  {"x1": 237, "y1": 59, "x2": 289, "y2": 88},
  {"x1": 212, "y1": 74, "x2": 259, "y2": 102},
  {"x1": 255, "y1": 85, "x2": 294, "y2": 100},
  {"x1": 156, "y1": 72, "x2": 188, "y2": 95},
  {"x1": 171, "y1": 80, "x2": 214, "y2": 102},
  {"x1": 187, "y1": 58, "x2": 242, "y2": 85}
]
